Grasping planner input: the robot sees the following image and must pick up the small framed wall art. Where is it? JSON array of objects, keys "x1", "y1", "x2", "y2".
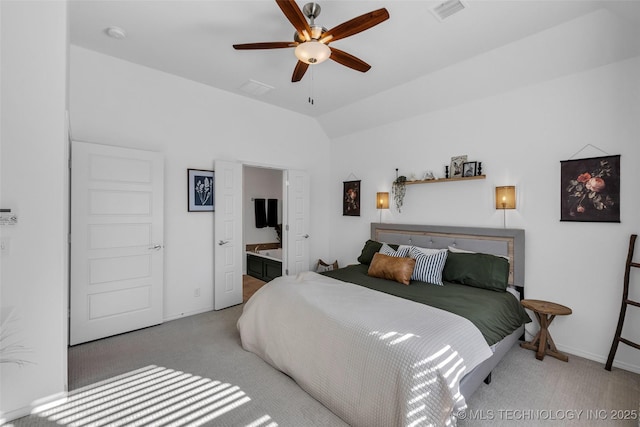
[
  {"x1": 462, "y1": 161, "x2": 477, "y2": 177},
  {"x1": 560, "y1": 155, "x2": 620, "y2": 222},
  {"x1": 343, "y1": 180, "x2": 361, "y2": 216},
  {"x1": 188, "y1": 169, "x2": 215, "y2": 212},
  {"x1": 450, "y1": 155, "x2": 468, "y2": 178}
]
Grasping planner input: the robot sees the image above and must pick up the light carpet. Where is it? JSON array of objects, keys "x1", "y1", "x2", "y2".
[{"x1": 9, "y1": 304, "x2": 639, "y2": 426}]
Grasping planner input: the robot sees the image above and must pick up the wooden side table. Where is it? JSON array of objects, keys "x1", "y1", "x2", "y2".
[{"x1": 520, "y1": 299, "x2": 572, "y2": 362}]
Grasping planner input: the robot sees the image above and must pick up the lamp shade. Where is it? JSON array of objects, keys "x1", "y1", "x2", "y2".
[
  {"x1": 376, "y1": 192, "x2": 389, "y2": 209},
  {"x1": 495, "y1": 186, "x2": 516, "y2": 209},
  {"x1": 294, "y1": 40, "x2": 331, "y2": 64}
]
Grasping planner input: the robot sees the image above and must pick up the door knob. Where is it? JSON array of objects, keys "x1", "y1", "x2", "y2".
[
  {"x1": 303, "y1": 234, "x2": 310, "y2": 239},
  {"x1": 148, "y1": 244, "x2": 162, "y2": 250},
  {"x1": 218, "y1": 240, "x2": 230, "y2": 246}
]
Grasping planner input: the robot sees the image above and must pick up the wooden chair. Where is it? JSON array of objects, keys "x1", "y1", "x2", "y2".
[{"x1": 605, "y1": 234, "x2": 640, "y2": 371}]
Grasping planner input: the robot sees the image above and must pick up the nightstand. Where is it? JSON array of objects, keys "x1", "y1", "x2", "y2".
[{"x1": 520, "y1": 299, "x2": 572, "y2": 362}]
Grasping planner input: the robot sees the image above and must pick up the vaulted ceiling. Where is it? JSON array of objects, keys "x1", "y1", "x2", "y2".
[{"x1": 69, "y1": 1, "x2": 640, "y2": 138}]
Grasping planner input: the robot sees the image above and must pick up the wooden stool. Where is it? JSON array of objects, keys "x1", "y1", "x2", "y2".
[{"x1": 520, "y1": 299, "x2": 572, "y2": 362}]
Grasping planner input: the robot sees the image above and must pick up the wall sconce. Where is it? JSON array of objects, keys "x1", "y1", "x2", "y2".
[
  {"x1": 376, "y1": 192, "x2": 389, "y2": 222},
  {"x1": 495, "y1": 186, "x2": 516, "y2": 228}
]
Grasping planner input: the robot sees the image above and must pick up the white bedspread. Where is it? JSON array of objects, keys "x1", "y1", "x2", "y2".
[{"x1": 237, "y1": 272, "x2": 493, "y2": 426}]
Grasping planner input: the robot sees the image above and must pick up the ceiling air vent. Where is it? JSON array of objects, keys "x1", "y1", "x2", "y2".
[
  {"x1": 430, "y1": 0, "x2": 467, "y2": 22},
  {"x1": 239, "y1": 79, "x2": 274, "y2": 97}
]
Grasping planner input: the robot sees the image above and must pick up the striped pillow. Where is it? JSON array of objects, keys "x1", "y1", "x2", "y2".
[
  {"x1": 409, "y1": 246, "x2": 448, "y2": 285},
  {"x1": 380, "y1": 243, "x2": 411, "y2": 258}
]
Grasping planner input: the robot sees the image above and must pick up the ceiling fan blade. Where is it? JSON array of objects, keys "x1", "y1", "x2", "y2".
[
  {"x1": 329, "y1": 47, "x2": 371, "y2": 73},
  {"x1": 320, "y1": 8, "x2": 389, "y2": 44},
  {"x1": 276, "y1": 0, "x2": 312, "y2": 42},
  {"x1": 233, "y1": 42, "x2": 297, "y2": 50},
  {"x1": 291, "y1": 61, "x2": 309, "y2": 82}
]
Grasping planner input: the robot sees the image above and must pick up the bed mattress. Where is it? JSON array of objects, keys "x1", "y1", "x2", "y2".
[
  {"x1": 321, "y1": 264, "x2": 530, "y2": 346},
  {"x1": 238, "y1": 271, "x2": 494, "y2": 426}
]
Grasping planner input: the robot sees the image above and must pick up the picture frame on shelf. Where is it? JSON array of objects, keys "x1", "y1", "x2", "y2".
[
  {"x1": 188, "y1": 169, "x2": 214, "y2": 212},
  {"x1": 450, "y1": 155, "x2": 468, "y2": 178},
  {"x1": 462, "y1": 161, "x2": 477, "y2": 177}
]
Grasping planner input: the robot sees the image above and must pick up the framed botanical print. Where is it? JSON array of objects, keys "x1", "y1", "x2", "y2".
[
  {"x1": 188, "y1": 169, "x2": 214, "y2": 212},
  {"x1": 560, "y1": 155, "x2": 620, "y2": 222}
]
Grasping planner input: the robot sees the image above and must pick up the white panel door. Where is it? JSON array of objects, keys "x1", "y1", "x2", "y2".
[
  {"x1": 285, "y1": 169, "x2": 310, "y2": 275},
  {"x1": 214, "y1": 160, "x2": 243, "y2": 310},
  {"x1": 70, "y1": 141, "x2": 164, "y2": 345}
]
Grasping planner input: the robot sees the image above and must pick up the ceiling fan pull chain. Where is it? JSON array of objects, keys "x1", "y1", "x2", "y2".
[{"x1": 308, "y1": 67, "x2": 315, "y2": 105}]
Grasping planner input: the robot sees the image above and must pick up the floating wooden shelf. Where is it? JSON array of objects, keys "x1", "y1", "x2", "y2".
[{"x1": 404, "y1": 175, "x2": 486, "y2": 185}]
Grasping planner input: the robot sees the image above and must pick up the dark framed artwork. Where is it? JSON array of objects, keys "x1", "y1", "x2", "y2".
[
  {"x1": 462, "y1": 161, "x2": 477, "y2": 177},
  {"x1": 343, "y1": 180, "x2": 361, "y2": 216},
  {"x1": 560, "y1": 155, "x2": 620, "y2": 222},
  {"x1": 188, "y1": 169, "x2": 214, "y2": 212}
]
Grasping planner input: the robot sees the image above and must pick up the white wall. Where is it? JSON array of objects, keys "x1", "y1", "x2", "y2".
[
  {"x1": 69, "y1": 46, "x2": 332, "y2": 321},
  {"x1": 0, "y1": 0, "x2": 68, "y2": 420},
  {"x1": 243, "y1": 166, "x2": 282, "y2": 247},
  {"x1": 329, "y1": 54, "x2": 640, "y2": 373}
]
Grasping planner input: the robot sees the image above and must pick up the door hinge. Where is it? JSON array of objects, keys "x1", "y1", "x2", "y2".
[
  {"x1": 285, "y1": 224, "x2": 289, "y2": 231},
  {"x1": 286, "y1": 269, "x2": 289, "y2": 275}
]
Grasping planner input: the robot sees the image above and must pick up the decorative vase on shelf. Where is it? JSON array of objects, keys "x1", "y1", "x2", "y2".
[
  {"x1": 445, "y1": 166, "x2": 449, "y2": 179},
  {"x1": 477, "y1": 162, "x2": 482, "y2": 176}
]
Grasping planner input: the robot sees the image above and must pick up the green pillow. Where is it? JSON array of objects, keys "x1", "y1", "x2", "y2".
[
  {"x1": 357, "y1": 240, "x2": 399, "y2": 265},
  {"x1": 442, "y1": 251, "x2": 509, "y2": 292}
]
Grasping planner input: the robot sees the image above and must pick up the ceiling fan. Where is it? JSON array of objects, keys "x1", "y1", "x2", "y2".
[{"x1": 233, "y1": 0, "x2": 389, "y2": 82}]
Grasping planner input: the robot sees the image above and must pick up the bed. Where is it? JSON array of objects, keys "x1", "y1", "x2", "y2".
[{"x1": 237, "y1": 223, "x2": 530, "y2": 426}]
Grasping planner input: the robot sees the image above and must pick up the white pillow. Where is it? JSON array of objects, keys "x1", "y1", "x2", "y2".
[
  {"x1": 409, "y1": 246, "x2": 448, "y2": 285},
  {"x1": 412, "y1": 246, "x2": 444, "y2": 255},
  {"x1": 380, "y1": 243, "x2": 411, "y2": 257},
  {"x1": 448, "y1": 245, "x2": 474, "y2": 253},
  {"x1": 448, "y1": 245, "x2": 510, "y2": 261}
]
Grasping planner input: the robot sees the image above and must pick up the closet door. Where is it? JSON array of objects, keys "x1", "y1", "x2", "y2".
[{"x1": 70, "y1": 141, "x2": 164, "y2": 345}]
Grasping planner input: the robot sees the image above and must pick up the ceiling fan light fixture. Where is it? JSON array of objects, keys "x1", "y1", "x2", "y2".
[{"x1": 295, "y1": 40, "x2": 331, "y2": 64}]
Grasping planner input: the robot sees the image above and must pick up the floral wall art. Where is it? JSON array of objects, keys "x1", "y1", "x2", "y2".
[
  {"x1": 560, "y1": 155, "x2": 620, "y2": 222},
  {"x1": 343, "y1": 180, "x2": 360, "y2": 216},
  {"x1": 188, "y1": 169, "x2": 214, "y2": 211}
]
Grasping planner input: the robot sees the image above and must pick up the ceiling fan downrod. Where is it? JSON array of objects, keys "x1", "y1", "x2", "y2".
[
  {"x1": 302, "y1": 2, "x2": 321, "y2": 23},
  {"x1": 295, "y1": 2, "x2": 326, "y2": 42}
]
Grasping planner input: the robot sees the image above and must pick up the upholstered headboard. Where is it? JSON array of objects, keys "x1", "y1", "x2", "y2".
[{"x1": 371, "y1": 223, "x2": 525, "y2": 294}]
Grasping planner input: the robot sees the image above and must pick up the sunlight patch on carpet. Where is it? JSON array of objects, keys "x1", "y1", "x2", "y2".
[{"x1": 32, "y1": 365, "x2": 277, "y2": 427}]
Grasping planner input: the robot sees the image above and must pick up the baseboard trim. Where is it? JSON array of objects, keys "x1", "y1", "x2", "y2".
[
  {"x1": 1, "y1": 391, "x2": 67, "y2": 424},
  {"x1": 524, "y1": 326, "x2": 640, "y2": 374},
  {"x1": 163, "y1": 306, "x2": 213, "y2": 322},
  {"x1": 556, "y1": 344, "x2": 640, "y2": 374}
]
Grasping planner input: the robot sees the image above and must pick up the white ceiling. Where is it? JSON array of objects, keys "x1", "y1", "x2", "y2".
[{"x1": 69, "y1": 1, "x2": 640, "y2": 137}]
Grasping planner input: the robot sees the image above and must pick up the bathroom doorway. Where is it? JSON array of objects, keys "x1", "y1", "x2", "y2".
[
  {"x1": 242, "y1": 165, "x2": 284, "y2": 284},
  {"x1": 214, "y1": 162, "x2": 309, "y2": 309}
]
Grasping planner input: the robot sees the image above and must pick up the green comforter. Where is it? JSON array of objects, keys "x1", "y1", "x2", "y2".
[{"x1": 321, "y1": 264, "x2": 531, "y2": 346}]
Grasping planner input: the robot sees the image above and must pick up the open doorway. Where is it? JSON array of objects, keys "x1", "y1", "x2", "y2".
[
  {"x1": 214, "y1": 162, "x2": 309, "y2": 309},
  {"x1": 242, "y1": 166, "x2": 284, "y2": 299}
]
